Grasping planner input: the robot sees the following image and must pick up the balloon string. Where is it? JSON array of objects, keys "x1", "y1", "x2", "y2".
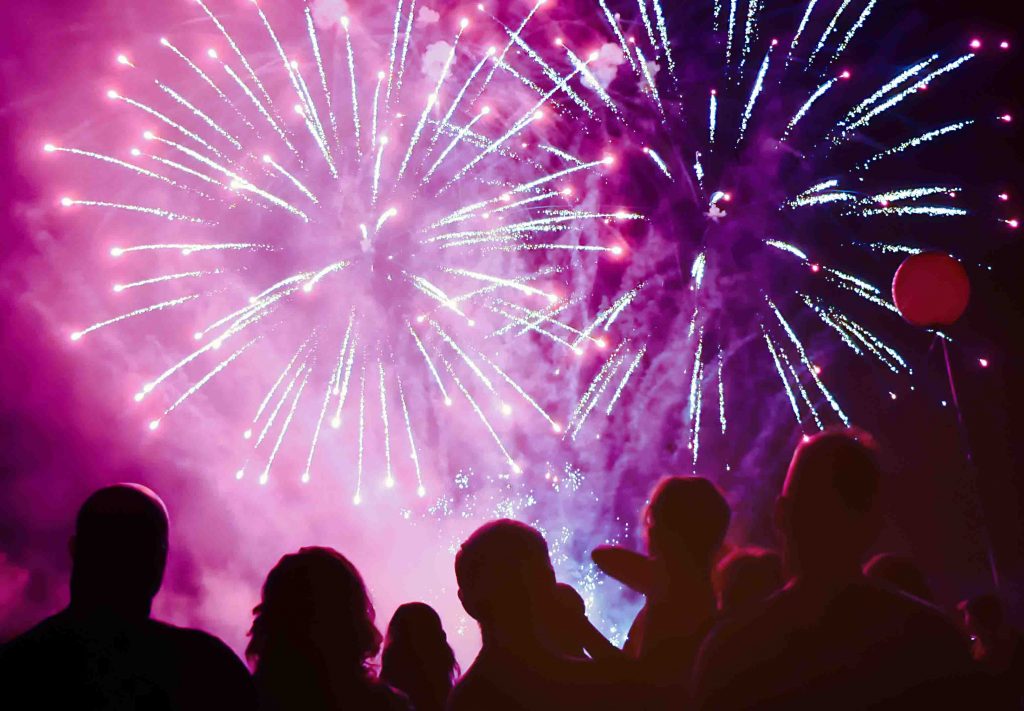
[
  {"x1": 940, "y1": 337, "x2": 966, "y2": 452},
  {"x1": 940, "y1": 336, "x2": 1001, "y2": 590}
]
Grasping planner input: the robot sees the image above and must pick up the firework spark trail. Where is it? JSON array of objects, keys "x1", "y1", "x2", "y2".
[
  {"x1": 808, "y1": 0, "x2": 855, "y2": 66},
  {"x1": 70, "y1": 294, "x2": 200, "y2": 341},
  {"x1": 431, "y1": 51, "x2": 496, "y2": 148},
  {"x1": 136, "y1": 306, "x2": 277, "y2": 408},
  {"x1": 764, "y1": 330, "x2": 802, "y2": 423},
  {"x1": 571, "y1": 348, "x2": 626, "y2": 440},
  {"x1": 477, "y1": 352, "x2": 560, "y2": 431},
  {"x1": 597, "y1": 0, "x2": 640, "y2": 74},
  {"x1": 489, "y1": 58, "x2": 546, "y2": 99},
  {"x1": 305, "y1": 8, "x2": 338, "y2": 146},
  {"x1": 687, "y1": 331, "x2": 704, "y2": 456},
  {"x1": 842, "y1": 56, "x2": 937, "y2": 122},
  {"x1": 61, "y1": 197, "x2": 206, "y2": 223},
  {"x1": 160, "y1": 38, "x2": 255, "y2": 130},
  {"x1": 789, "y1": 0, "x2": 819, "y2": 59},
  {"x1": 494, "y1": 299, "x2": 593, "y2": 344},
  {"x1": 442, "y1": 357, "x2": 520, "y2": 474},
  {"x1": 109, "y1": 91, "x2": 223, "y2": 157},
  {"x1": 259, "y1": 367, "x2": 310, "y2": 486},
  {"x1": 775, "y1": 338, "x2": 824, "y2": 430},
  {"x1": 769, "y1": 301, "x2": 850, "y2": 426},
  {"x1": 804, "y1": 296, "x2": 908, "y2": 373},
  {"x1": 331, "y1": 331, "x2": 359, "y2": 428},
  {"x1": 635, "y1": 45, "x2": 665, "y2": 116},
  {"x1": 195, "y1": 0, "x2": 274, "y2": 108},
  {"x1": 378, "y1": 360, "x2": 395, "y2": 488},
  {"x1": 726, "y1": 0, "x2": 738, "y2": 65},
  {"x1": 831, "y1": 0, "x2": 878, "y2": 64},
  {"x1": 395, "y1": 0, "x2": 418, "y2": 93},
  {"x1": 783, "y1": 77, "x2": 838, "y2": 138},
  {"x1": 737, "y1": 46, "x2": 772, "y2": 143},
  {"x1": 156, "y1": 82, "x2": 242, "y2": 151},
  {"x1": 302, "y1": 354, "x2": 341, "y2": 483},
  {"x1": 396, "y1": 376, "x2": 426, "y2": 496},
  {"x1": 856, "y1": 121, "x2": 974, "y2": 171},
  {"x1": 825, "y1": 269, "x2": 901, "y2": 314},
  {"x1": 839, "y1": 54, "x2": 976, "y2": 138},
  {"x1": 113, "y1": 269, "x2": 222, "y2": 292},
  {"x1": 263, "y1": 154, "x2": 319, "y2": 204},
  {"x1": 354, "y1": 365, "x2": 367, "y2": 505},
  {"x1": 46, "y1": 145, "x2": 208, "y2": 197},
  {"x1": 742, "y1": 0, "x2": 760, "y2": 63},
  {"x1": 709, "y1": 90, "x2": 718, "y2": 144},
  {"x1": 496, "y1": 23, "x2": 595, "y2": 119},
  {"x1": 652, "y1": 0, "x2": 675, "y2": 74},
  {"x1": 605, "y1": 345, "x2": 646, "y2": 416},
  {"x1": 441, "y1": 62, "x2": 589, "y2": 190},
  {"x1": 429, "y1": 320, "x2": 497, "y2": 396},
  {"x1": 488, "y1": 303, "x2": 579, "y2": 351},
  {"x1": 568, "y1": 341, "x2": 629, "y2": 437},
  {"x1": 159, "y1": 337, "x2": 261, "y2": 428},
  {"x1": 385, "y1": 0, "x2": 405, "y2": 103},
  {"x1": 219, "y1": 61, "x2": 298, "y2": 157},
  {"x1": 717, "y1": 350, "x2": 727, "y2": 434},
  {"x1": 253, "y1": 360, "x2": 309, "y2": 451},
  {"x1": 478, "y1": 1, "x2": 548, "y2": 96},
  {"x1": 247, "y1": 341, "x2": 311, "y2": 438},
  {"x1": 148, "y1": 135, "x2": 308, "y2": 221},
  {"x1": 340, "y1": 17, "x2": 362, "y2": 154}
]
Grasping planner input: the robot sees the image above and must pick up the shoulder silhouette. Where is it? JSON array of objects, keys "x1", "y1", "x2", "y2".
[{"x1": 0, "y1": 483, "x2": 255, "y2": 711}]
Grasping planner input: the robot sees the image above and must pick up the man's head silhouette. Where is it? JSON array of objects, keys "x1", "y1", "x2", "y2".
[
  {"x1": 644, "y1": 476, "x2": 731, "y2": 573},
  {"x1": 69, "y1": 483, "x2": 169, "y2": 617},
  {"x1": 455, "y1": 520, "x2": 555, "y2": 644},
  {"x1": 775, "y1": 428, "x2": 881, "y2": 579}
]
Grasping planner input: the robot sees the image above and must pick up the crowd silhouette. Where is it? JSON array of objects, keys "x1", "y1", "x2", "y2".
[{"x1": 1, "y1": 428, "x2": 1021, "y2": 709}]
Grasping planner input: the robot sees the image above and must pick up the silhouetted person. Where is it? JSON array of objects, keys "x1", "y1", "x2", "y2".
[
  {"x1": 693, "y1": 429, "x2": 974, "y2": 709},
  {"x1": 247, "y1": 546, "x2": 409, "y2": 711},
  {"x1": 959, "y1": 594, "x2": 1024, "y2": 708},
  {"x1": 713, "y1": 547, "x2": 783, "y2": 617},
  {"x1": 449, "y1": 520, "x2": 647, "y2": 710},
  {"x1": 863, "y1": 552, "x2": 934, "y2": 602},
  {"x1": 0, "y1": 484, "x2": 255, "y2": 710},
  {"x1": 594, "y1": 476, "x2": 730, "y2": 692},
  {"x1": 380, "y1": 602, "x2": 458, "y2": 711}
]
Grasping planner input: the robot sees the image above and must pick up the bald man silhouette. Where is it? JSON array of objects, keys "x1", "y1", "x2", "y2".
[{"x1": 1, "y1": 484, "x2": 255, "y2": 710}]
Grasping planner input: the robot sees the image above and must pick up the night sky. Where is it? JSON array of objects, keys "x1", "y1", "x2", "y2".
[{"x1": 1, "y1": 0, "x2": 1022, "y2": 663}]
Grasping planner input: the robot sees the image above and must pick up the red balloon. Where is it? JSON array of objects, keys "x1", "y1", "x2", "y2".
[{"x1": 892, "y1": 252, "x2": 970, "y2": 327}]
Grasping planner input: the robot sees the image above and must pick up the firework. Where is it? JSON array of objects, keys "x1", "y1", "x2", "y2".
[
  {"x1": 49, "y1": 0, "x2": 636, "y2": 500},
  {"x1": 563, "y1": 0, "x2": 1007, "y2": 469}
]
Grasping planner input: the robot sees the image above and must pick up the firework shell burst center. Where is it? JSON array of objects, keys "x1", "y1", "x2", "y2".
[{"x1": 50, "y1": 0, "x2": 641, "y2": 502}]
